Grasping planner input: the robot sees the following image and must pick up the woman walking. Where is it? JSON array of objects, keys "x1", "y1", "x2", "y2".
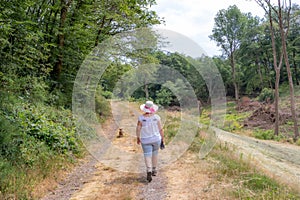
[{"x1": 136, "y1": 100, "x2": 164, "y2": 182}]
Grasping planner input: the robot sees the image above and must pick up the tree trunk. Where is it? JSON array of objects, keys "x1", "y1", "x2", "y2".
[
  {"x1": 278, "y1": 2, "x2": 299, "y2": 139},
  {"x1": 52, "y1": 0, "x2": 72, "y2": 80},
  {"x1": 268, "y1": 5, "x2": 281, "y2": 136},
  {"x1": 256, "y1": 55, "x2": 264, "y2": 87},
  {"x1": 293, "y1": 51, "x2": 299, "y2": 85},
  {"x1": 230, "y1": 53, "x2": 239, "y2": 101},
  {"x1": 144, "y1": 83, "x2": 149, "y2": 99},
  {"x1": 283, "y1": 48, "x2": 299, "y2": 139},
  {"x1": 274, "y1": 69, "x2": 280, "y2": 136},
  {"x1": 95, "y1": 16, "x2": 107, "y2": 47}
]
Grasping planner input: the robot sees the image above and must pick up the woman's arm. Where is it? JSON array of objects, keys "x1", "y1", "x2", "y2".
[
  {"x1": 136, "y1": 121, "x2": 142, "y2": 144},
  {"x1": 157, "y1": 120, "x2": 164, "y2": 142}
]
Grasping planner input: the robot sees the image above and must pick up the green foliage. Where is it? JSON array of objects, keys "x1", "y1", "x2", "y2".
[
  {"x1": 2, "y1": 103, "x2": 82, "y2": 156},
  {"x1": 0, "y1": 112, "x2": 22, "y2": 162},
  {"x1": 258, "y1": 88, "x2": 274, "y2": 103},
  {"x1": 48, "y1": 86, "x2": 71, "y2": 108},
  {"x1": 199, "y1": 108, "x2": 211, "y2": 126},
  {"x1": 0, "y1": 99, "x2": 83, "y2": 198},
  {"x1": 101, "y1": 63, "x2": 132, "y2": 93},
  {"x1": 223, "y1": 106, "x2": 250, "y2": 132},
  {"x1": 155, "y1": 51, "x2": 209, "y2": 102},
  {"x1": 18, "y1": 106, "x2": 80, "y2": 154},
  {"x1": 156, "y1": 87, "x2": 173, "y2": 106},
  {"x1": 296, "y1": 138, "x2": 300, "y2": 146},
  {"x1": 95, "y1": 89, "x2": 112, "y2": 123},
  {"x1": 101, "y1": 90, "x2": 113, "y2": 99},
  {"x1": 213, "y1": 57, "x2": 234, "y2": 96},
  {"x1": 253, "y1": 129, "x2": 275, "y2": 140},
  {"x1": 212, "y1": 144, "x2": 250, "y2": 177},
  {"x1": 0, "y1": 74, "x2": 49, "y2": 104},
  {"x1": 242, "y1": 174, "x2": 279, "y2": 192},
  {"x1": 188, "y1": 134, "x2": 205, "y2": 153},
  {"x1": 224, "y1": 119, "x2": 243, "y2": 132},
  {"x1": 164, "y1": 115, "x2": 180, "y2": 141}
]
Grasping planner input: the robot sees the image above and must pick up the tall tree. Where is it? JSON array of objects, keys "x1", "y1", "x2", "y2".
[
  {"x1": 238, "y1": 14, "x2": 264, "y2": 94},
  {"x1": 52, "y1": 0, "x2": 73, "y2": 80},
  {"x1": 210, "y1": 5, "x2": 247, "y2": 102},
  {"x1": 254, "y1": 0, "x2": 299, "y2": 139}
]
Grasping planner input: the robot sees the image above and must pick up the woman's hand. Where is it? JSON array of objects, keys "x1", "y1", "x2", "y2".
[
  {"x1": 137, "y1": 137, "x2": 141, "y2": 145},
  {"x1": 160, "y1": 140, "x2": 165, "y2": 150}
]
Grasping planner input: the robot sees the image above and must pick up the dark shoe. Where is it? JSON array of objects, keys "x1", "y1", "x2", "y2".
[
  {"x1": 147, "y1": 172, "x2": 152, "y2": 182},
  {"x1": 152, "y1": 170, "x2": 157, "y2": 176}
]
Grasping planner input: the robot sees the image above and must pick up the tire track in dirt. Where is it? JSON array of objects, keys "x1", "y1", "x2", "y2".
[{"x1": 214, "y1": 127, "x2": 300, "y2": 191}]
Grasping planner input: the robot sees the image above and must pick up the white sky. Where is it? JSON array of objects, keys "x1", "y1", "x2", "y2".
[{"x1": 151, "y1": 0, "x2": 266, "y2": 57}]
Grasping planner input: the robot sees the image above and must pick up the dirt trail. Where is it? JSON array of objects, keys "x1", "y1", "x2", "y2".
[
  {"x1": 41, "y1": 101, "x2": 300, "y2": 199},
  {"x1": 214, "y1": 127, "x2": 300, "y2": 191},
  {"x1": 68, "y1": 101, "x2": 168, "y2": 200}
]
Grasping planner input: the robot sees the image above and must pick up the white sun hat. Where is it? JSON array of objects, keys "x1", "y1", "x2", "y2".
[{"x1": 140, "y1": 100, "x2": 158, "y2": 113}]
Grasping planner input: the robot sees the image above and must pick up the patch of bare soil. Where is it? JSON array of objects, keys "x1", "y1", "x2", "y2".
[
  {"x1": 244, "y1": 104, "x2": 291, "y2": 129},
  {"x1": 239, "y1": 98, "x2": 292, "y2": 129}
]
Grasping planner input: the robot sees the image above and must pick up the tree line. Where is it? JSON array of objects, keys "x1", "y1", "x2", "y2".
[{"x1": 210, "y1": 0, "x2": 300, "y2": 139}]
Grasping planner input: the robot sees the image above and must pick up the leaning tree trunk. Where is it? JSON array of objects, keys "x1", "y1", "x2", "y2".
[
  {"x1": 283, "y1": 48, "x2": 299, "y2": 139},
  {"x1": 278, "y1": 4, "x2": 299, "y2": 139},
  {"x1": 95, "y1": 16, "x2": 107, "y2": 47}
]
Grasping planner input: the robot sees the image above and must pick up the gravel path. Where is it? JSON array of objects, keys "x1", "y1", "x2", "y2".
[
  {"x1": 41, "y1": 156, "x2": 98, "y2": 200},
  {"x1": 136, "y1": 172, "x2": 168, "y2": 200}
]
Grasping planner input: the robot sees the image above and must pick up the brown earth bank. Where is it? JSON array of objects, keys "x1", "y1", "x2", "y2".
[{"x1": 240, "y1": 99, "x2": 292, "y2": 129}]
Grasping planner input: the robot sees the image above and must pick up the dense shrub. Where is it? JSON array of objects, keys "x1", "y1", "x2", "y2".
[
  {"x1": 258, "y1": 88, "x2": 274, "y2": 103},
  {"x1": 0, "y1": 98, "x2": 83, "y2": 198},
  {"x1": 253, "y1": 129, "x2": 275, "y2": 140},
  {"x1": 156, "y1": 88, "x2": 173, "y2": 106},
  {"x1": 0, "y1": 95, "x2": 82, "y2": 159},
  {"x1": 95, "y1": 93, "x2": 112, "y2": 123}
]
